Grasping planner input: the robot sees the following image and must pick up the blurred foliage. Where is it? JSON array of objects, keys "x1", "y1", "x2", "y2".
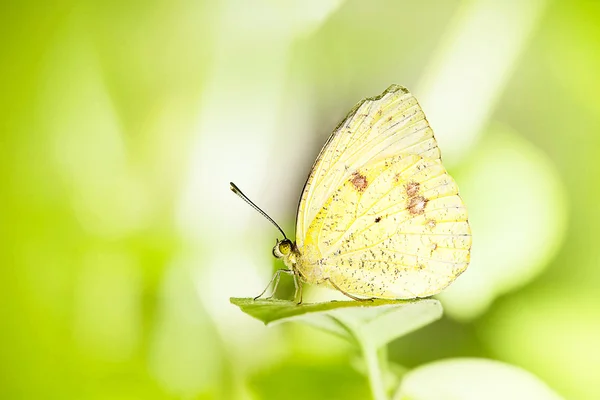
[
  {"x1": 249, "y1": 359, "x2": 371, "y2": 400},
  {"x1": 2, "y1": 0, "x2": 600, "y2": 399}
]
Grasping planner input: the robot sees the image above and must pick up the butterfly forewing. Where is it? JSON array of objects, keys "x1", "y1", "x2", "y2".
[{"x1": 296, "y1": 85, "x2": 441, "y2": 247}]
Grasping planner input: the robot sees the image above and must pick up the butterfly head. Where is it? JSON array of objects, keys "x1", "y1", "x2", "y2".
[
  {"x1": 272, "y1": 238, "x2": 294, "y2": 259},
  {"x1": 229, "y1": 182, "x2": 298, "y2": 266}
]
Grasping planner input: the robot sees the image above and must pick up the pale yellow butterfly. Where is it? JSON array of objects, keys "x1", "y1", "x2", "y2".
[{"x1": 231, "y1": 84, "x2": 471, "y2": 303}]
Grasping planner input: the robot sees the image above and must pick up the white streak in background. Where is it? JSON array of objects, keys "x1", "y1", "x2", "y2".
[
  {"x1": 174, "y1": 0, "x2": 343, "y2": 361},
  {"x1": 417, "y1": 0, "x2": 547, "y2": 165},
  {"x1": 41, "y1": 22, "x2": 152, "y2": 239},
  {"x1": 178, "y1": 0, "x2": 343, "y2": 239},
  {"x1": 40, "y1": 21, "x2": 149, "y2": 361}
]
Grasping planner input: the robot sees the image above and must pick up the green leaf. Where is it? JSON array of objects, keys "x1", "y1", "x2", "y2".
[
  {"x1": 393, "y1": 358, "x2": 565, "y2": 400},
  {"x1": 230, "y1": 297, "x2": 443, "y2": 347}
]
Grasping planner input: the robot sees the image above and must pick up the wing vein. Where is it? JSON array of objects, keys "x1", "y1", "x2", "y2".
[{"x1": 324, "y1": 177, "x2": 448, "y2": 249}]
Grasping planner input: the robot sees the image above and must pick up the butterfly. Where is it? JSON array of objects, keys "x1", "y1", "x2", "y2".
[{"x1": 231, "y1": 84, "x2": 471, "y2": 303}]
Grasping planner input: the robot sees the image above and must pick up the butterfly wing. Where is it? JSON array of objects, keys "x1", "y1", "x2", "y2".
[
  {"x1": 298, "y1": 154, "x2": 471, "y2": 299},
  {"x1": 296, "y1": 85, "x2": 441, "y2": 247}
]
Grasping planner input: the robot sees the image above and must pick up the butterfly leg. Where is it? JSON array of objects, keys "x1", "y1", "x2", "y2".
[
  {"x1": 293, "y1": 271, "x2": 304, "y2": 305},
  {"x1": 263, "y1": 269, "x2": 288, "y2": 300},
  {"x1": 254, "y1": 269, "x2": 293, "y2": 300},
  {"x1": 325, "y1": 278, "x2": 374, "y2": 302}
]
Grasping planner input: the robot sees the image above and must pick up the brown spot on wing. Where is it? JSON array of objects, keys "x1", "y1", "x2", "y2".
[
  {"x1": 350, "y1": 171, "x2": 368, "y2": 192},
  {"x1": 407, "y1": 195, "x2": 428, "y2": 215},
  {"x1": 375, "y1": 216, "x2": 381, "y2": 223},
  {"x1": 405, "y1": 181, "x2": 420, "y2": 197}
]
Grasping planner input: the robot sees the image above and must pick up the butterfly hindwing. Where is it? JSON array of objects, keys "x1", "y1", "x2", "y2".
[{"x1": 298, "y1": 154, "x2": 470, "y2": 299}]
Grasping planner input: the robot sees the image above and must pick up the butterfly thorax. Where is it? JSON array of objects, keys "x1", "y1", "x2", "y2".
[
  {"x1": 292, "y1": 244, "x2": 327, "y2": 285},
  {"x1": 273, "y1": 239, "x2": 325, "y2": 284}
]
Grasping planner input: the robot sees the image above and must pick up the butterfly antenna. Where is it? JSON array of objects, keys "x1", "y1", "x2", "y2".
[{"x1": 230, "y1": 182, "x2": 288, "y2": 240}]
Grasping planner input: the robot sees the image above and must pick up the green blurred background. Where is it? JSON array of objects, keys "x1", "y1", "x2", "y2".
[{"x1": 2, "y1": 0, "x2": 599, "y2": 399}]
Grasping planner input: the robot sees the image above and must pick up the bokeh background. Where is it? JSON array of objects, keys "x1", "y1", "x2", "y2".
[{"x1": 2, "y1": 0, "x2": 600, "y2": 399}]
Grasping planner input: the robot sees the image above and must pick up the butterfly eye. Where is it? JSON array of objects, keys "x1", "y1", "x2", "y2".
[{"x1": 279, "y1": 241, "x2": 291, "y2": 255}]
